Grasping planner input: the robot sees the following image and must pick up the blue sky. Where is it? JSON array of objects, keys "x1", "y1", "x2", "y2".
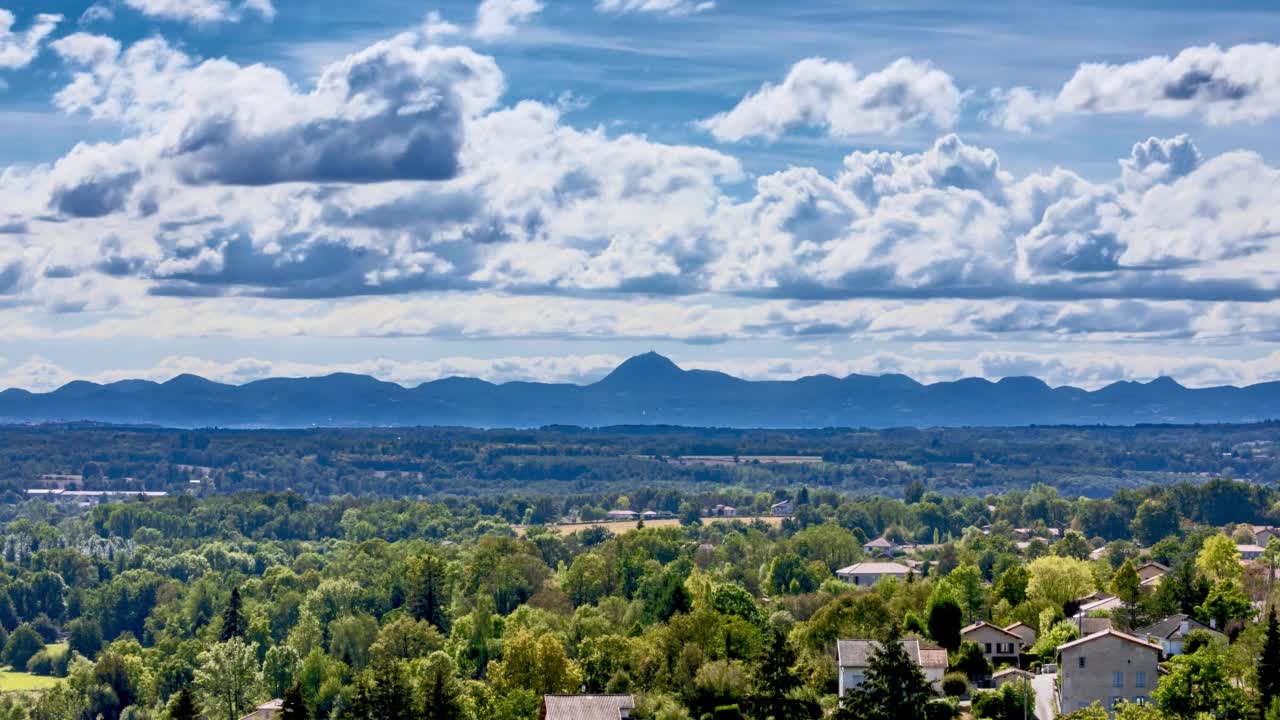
[{"x1": 1, "y1": 0, "x2": 1280, "y2": 390}]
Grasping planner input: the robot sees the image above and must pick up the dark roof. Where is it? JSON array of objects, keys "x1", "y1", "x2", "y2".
[
  {"x1": 543, "y1": 695, "x2": 636, "y2": 720},
  {"x1": 837, "y1": 639, "x2": 947, "y2": 669},
  {"x1": 1135, "y1": 614, "x2": 1222, "y2": 641}
]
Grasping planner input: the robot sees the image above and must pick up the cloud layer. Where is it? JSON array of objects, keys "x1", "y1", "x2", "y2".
[{"x1": 0, "y1": 9, "x2": 61, "y2": 70}]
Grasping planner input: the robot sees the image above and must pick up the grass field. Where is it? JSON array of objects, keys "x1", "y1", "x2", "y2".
[
  {"x1": 0, "y1": 643, "x2": 69, "y2": 693},
  {"x1": 517, "y1": 515, "x2": 786, "y2": 537}
]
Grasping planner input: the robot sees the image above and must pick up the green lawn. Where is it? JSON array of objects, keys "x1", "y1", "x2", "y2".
[{"x1": 0, "y1": 670, "x2": 59, "y2": 692}]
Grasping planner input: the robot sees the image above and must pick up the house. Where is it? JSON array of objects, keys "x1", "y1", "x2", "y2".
[
  {"x1": 1089, "y1": 546, "x2": 1110, "y2": 562},
  {"x1": 1135, "y1": 614, "x2": 1224, "y2": 657},
  {"x1": 835, "y1": 561, "x2": 911, "y2": 586},
  {"x1": 961, "y1": 622, "x2": 1024, "y2": 668},
  {"x1": 862, "y1": 537, "x2": 899, "y2": 556},
  {"x1": 542, "y1": 694, "x2": 635, "y2": 720},
  {"x1": 1238, "y1": 544, "x2": 1266, "y2": 561},
  {"x1": 1076, "y1": 617, "x2": 1114, "y2": 636},
  {"x1": 836, "y1": 639, "x2": 948, "y2": 697},
  {"x1": 707, "y1": 504, "x2": 737, "y2": 518},
  {"x1": 1074, "y1": 596, "x2": 1126, "y2": 618},
  {"x1": 1003, "y1": 622, "x2": 1037, "y2": 648},
  {"x1": 1056, "y1": 630, "x2": 1160, "y2": 715},
  {"x1": 239, "y1": 700, "x2": 283, "y2": 720},
  {"x1": 992, "y1": 668, "x2": 1034, "y2": 689},
  {"x1": 1134, "y1": 562, "x2": 1168, "y2": 582},
  {"x1": 1255, "y1": 526, "x2": 1279, "y2": 545},
  {"x1": 770, "y1": 500, "x2": 793, "y2": 517},
  {"x1": 605, "y1": 510, "x2": 637, "y2": 521}
]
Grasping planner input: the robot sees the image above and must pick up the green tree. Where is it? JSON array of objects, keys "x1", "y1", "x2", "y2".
[
  {"x1": 417, "y1": 651, "x2": 466, "y2": 720},
  {"x1": 972, "y1": 682, "x2": 1033, "y2": 720},
  {"x1": 746, "y1": 628, "x2": 820, "y2": 720},
  {"x1": 263, "y1": 645, "x2": 302, "y2": 698},
  {"x1": 280, "y1": 682, "x2": 310, "y2": 720},
  {"x1": 66, "y1": 617, "x2": 103, "y2": 660},
  {"x1": 836, "y1": 623, "x2": 935, "y2": 720},
  {"x1": 926, "y1": 596, "x2": 963, "y2": 652},
  {"x1": 167, "y1": 686, "x2": 200, "y2": 720},
  {"x1": 1196, "y1": 535, "x2": 1243, "y2": 584},
  {"x1": 949, "y1": 641, "x2": 991, "y2": 683},
  {"x1": 1053, "y1": 531, "x2": 1091, "y2": 561},
  {"x1": 195, "y1": 638, "x2": 262, "y2": 720},
  {"x1": 1026, "y1": 556, "x2": 1095, "y2": 611},
  {"x1": 407, "y1": 555, "x2": 452, "y2": 633},
  {"x1": 1262, "y1": 607, "x2": 1280, "y2": 716},
  {"x1": 994, "y1": 565, "x2": 1029, "y2": 606},
  {"x1": 1154, "y1": 643, "x2": 1249, "y2": 719},
  {"x1": 1109, "y1": 560, "x2": 1142, "y2": 630},
  {"x1": 1, "y1": 624, "x2": 44, "y2": 669},
  {"x1": 220, "y1": 586, "x2": 247, "y2": 642},
  {"x1": 1131, "y1": 499, "x2": 1180, "y2": 546},
  {"x1": 1195, "y1": 578, "x2": 1252, "y2": 630}
]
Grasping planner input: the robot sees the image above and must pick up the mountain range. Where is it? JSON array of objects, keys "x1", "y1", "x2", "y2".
[{"x1": 1, "y1": 352, "x2": 1277, "y2": 429}]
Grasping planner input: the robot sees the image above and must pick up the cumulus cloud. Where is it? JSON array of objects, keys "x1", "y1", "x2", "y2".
[
  {"x1": 992, "y1": 43, "x2": 1280, "y2": 131},
  {"x1": 120, "y1": 0, "x2": 275, "y2": 24},
  {"x1": 473, "y1": 0, "x2": 543, "y2": 40},
  {"x1": 596, "y1": 0, "x2": 715, "y2": 16},
  {"x1": 0, "y1": 9, "x2": 61, "y2": 70},
  {"x1": 700, "y1": 57, "x2": 963, "y2": 142}
]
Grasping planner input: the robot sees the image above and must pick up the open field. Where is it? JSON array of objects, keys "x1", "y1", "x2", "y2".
[
  {"x1": 0, "y1": 670, "x2": 59, "y2": 693},
  {"x1": 516, "y1": 515, "x2": 786, "y2": 537}
]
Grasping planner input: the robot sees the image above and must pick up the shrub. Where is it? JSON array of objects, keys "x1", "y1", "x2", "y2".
[
  {"x1": 942, "y1": 672, "x2": 969, "y2": 697},
  {"x1": 2, "y1": 624, "x2": 45, "y2": 670},
  {"x1": 25, "y1": 650, "x2": 53, "y2": 676}
]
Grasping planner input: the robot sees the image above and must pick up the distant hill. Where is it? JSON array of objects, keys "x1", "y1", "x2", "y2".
[{"x1": 1, "y1": 352, "x2": 1278, "y2": 429}]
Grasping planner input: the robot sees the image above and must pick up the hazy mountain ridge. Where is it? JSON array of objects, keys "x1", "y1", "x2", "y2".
[{"x1": 1, "y1": 352, "x2": 1278, "y2": 429}]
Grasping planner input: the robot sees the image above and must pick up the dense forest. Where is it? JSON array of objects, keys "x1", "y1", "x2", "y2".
[
  {"x1": 0, "y1": 476, "x2": 1274, "y2": 719},
  {"x1": 0, "y1": 422, "x2": 1278, "y2": 501}
]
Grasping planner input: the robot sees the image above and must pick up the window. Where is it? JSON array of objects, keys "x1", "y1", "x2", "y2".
[
  {"x1": 1136, "y1": 671, "x2": 1146, "y2": 689},
  {"x1": 1113, "y1": 672, "x2": 1124, "y2": 688},
  {"x1": 1111, "y1": 697, "x2": 1123, "y2": 709},
  {"x1": 984, "y1": 643, "x2": 992, "y2": 654},
  {"x1": 1134, "y1": 696, "x2": 1148, "y2": 706},
  {"x1": 1078, "y1": 656, "x2": 1086, "y2": 668}
]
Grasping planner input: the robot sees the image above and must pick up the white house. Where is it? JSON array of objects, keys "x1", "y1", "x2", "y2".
[
  {"x1": 606, "y1": 510, "x2": 637, "y2": 521},
  {"x1": 835, "y1": 562, "x2": 911, "y2": 586},
  {"x1": 1238, "y1": 544, "x2": 1266, "y2": 561},
  {"x1": 1135, "y1": 614, "x2": 1224, "y2": 657},
  {"x1": 771, "y1": 500, "x2": 793, "y2": 517},
  {"x1": 862, "y1": 537, "x2": 899, "y2": 556},
  {"x1": 836, "y1": 639, "x2": 947, "y2": 697}
]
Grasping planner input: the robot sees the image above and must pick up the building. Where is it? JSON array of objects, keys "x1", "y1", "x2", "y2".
[
  {"x1": 1238, "y1": 544, "x2": 1266, "y2": 561},
  {"x1": 861, "y1": 537, "x2": 899, "y2": 556},
  {"x1": 605, "y1": 510, "x2": 637, "y2": 521},
  {"x1": 992, "y1": 668, "x2": 1034, "y2": 689},
  {"x1": 542, "y1": 695, "x2": 635, "y2": 720},
  {"x1": 835, "y1": 561, "x2": 911, "y2": 586},
  {"x1": 707, "y1": 504, "x2": 737, "y2": 518},
  {"x1": 1134, "y1": 562, "x2": 1168, "y2": 582},
  {"x1": 239, "y1": 700, "x2": 283, "y2": 720},
  {"x1": 1003, "y1": 622, "x2": 1037, "y2": 647},
  {"x1": 1056, "y1": 630, "x2": 1160, "y2": 715},
  {"x1": 1135, "y1": 614, "x2": 1224, "y2": 657},
  {"x1": 960, "y1": 622, "x2": 1024, "y2": 669},
  {"x1": 771, "y1": 500, "x2": 793, "y2": 517},
  {"x1": 1255, "y1": 526, "x2": 1279, "y2": 545},
  {"x1": 1075, "y1": 595, "x2": 1125, "y2": 618},
  {"x1": 836, "y1": 639, "x2": 948, "y2": 697}
]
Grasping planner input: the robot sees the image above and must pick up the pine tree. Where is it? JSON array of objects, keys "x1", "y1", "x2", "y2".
[
  {"x1": 167, "y1": 686, "x2": 200, "y2": 720},
  {"x1": 407, "y1": 555, "x2": 451, "y2": 633},
  {"x1": 837, "y1": 623, "x2": 935, "y2": 720},
  {"x1": 370, "y1": 661, "x2": 415, "y2": 720},
  {"x1": 281, "y1": 682, "x2": 311, "y2": 720},
  {"x1": 219, "y1": 586, "x2": 246, "y2": 642},
  {"x1": 747, "y1": 628, "x2": 820, "y2": 720},
  {"x1": 1261, "y1": 606, "x2": 1280, "y2": 714}
]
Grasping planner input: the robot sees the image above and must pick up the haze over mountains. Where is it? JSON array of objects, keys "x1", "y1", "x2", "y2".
[{"x1": 0, "y1": 352, "x2": 1277, "y2": 429}]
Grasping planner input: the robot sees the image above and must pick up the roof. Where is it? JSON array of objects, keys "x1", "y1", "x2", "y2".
[
  {"x1": 961, "y1": 621, "x2": 1024, "y2": 641},
  {"x1": 543, "y1": 695, "x2": 636, "y2": 720},
  {"x1": 1137, "y1": 561, "x2": 1169, "y2": 571},
  {"x1": 864, "y1": 537, "x2": 896, "y2": 548},
  {"x1": 836, "y1": 562, "x2": 911, "y2": 575},
  {"x1": 1056, "y1": 629, "x2": 1161, "y2": 654},
  {"x1": 1076, "y1": 596, "x2": 1125, "y2": 615},
  {"x1": 1239, "y1": 544, "x2": 1266, "y2": 553},
  {"x1": 1077, "y1": 617, "x2": 1113, "y2": 635},
  {"x1": 993, "y1": 668, "x2": 1033, "y2": 679},
  {"x1": 1004, "y1": 622, "x2": 1033, "y2": 632},
  {"x1": 1140, "y1": 575, "x2": 1162, "y2": 587},
  {"x1": 837, "y1": 639, "x2": 948, "y2": 669},
  {"x1": 1135, "y1": 614, "x2": 1223, "y2": 641},
  {"x1": 256, "y1": 700, "x2": 284, "y2": 711}
]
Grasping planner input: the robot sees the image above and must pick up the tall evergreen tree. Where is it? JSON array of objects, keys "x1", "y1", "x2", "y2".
[
  {"x1": 419, "y1": 653, "x2": 466, "y2": 720},
  {"x1": 167, "y1": 686, "x2": 199, "y2": 720},
  {"x1": 407, "y1": 555, "x2": 451, "y2": 633},
  {"x1": 280, "y1": 682, "x2": 311, "y2": 720},
  {"x1": 836, "y1": 623, "x2": 935, "y2": 720},
  {"x1": 219, "y1": 586, "x2": 246, "y2": 642},
  {"x1": 1110, "y1": 559, "x2": 1143, "y2": 630},
  {"x1": 370, "y1": 661, "x2": 415, "y2": 720},
  {"x1": 1261, "y1": 607, "x2": 1280, "y2": 715},
  {"x1": 747, "y1": 628, "x2": 820, "y2": 720}
]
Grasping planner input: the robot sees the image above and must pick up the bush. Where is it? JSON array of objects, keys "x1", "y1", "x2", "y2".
[
  {"x1": 942, "y1": 672, "x2": 969, "y2": 697},
  {"x1": 25, "y1": 650, "x2": 53, "y2": 676},
  {"x1": 28, "y1": 615, "x2": 58, "y2": 644},
  {"x1": 2, "y1": 624, "x2": 45, "y2": 670}
]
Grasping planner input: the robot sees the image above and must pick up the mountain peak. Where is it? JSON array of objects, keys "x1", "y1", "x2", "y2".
[{"x1": 597, "y1": 352, "x2": 684, "y2": 386}]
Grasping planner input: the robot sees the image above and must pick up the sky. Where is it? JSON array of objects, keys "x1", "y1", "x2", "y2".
[{"x1": 2, "y1": 0, "x2": 1280, "y2": 391}]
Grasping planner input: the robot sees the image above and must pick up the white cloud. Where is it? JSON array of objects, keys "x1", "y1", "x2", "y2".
[
  {"x1": 120, "y1": 0, "x2": 275, "y2": 24},
  {"x1": 423, "y1": 11, "x2": 463, "y2": 43},
  {"x1": 473, "y1": 0, "x2": 543, "y2": 41},
  {"x1": 79, "y1": 5, "x2": 115, "y2": 26},
  {"x1": 992, "y1": 43, "x2": 1280, "y2": 131},
  {"x1": 700, "y1": 57, "x2": 962, "y2": 142},
  {"x1": 0, "y1": 9, "x2": 61, "y2": 70},
  {"x1": 595, "y1": 0, "x2": 715, "y2": 16}
]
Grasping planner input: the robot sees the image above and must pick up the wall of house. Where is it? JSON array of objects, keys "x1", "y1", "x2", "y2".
[{"x1": 1059, "y1": 636, "x2": 1159, "y2": 715}]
